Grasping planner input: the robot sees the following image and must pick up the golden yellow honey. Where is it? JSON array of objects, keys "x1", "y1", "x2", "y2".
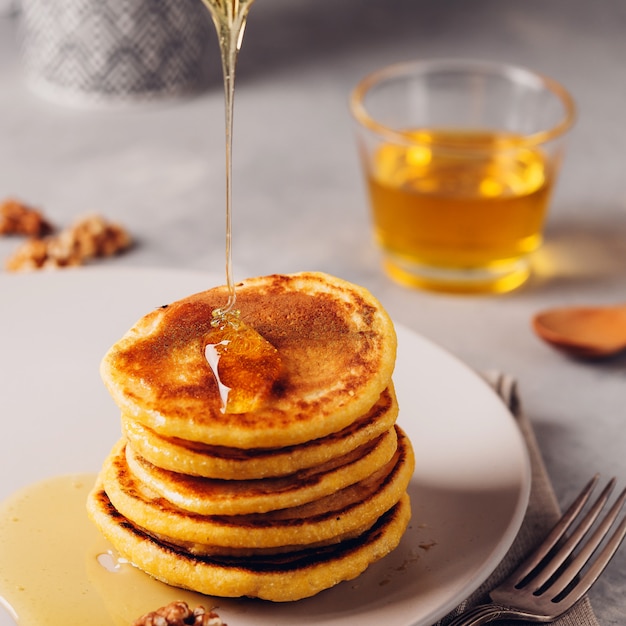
[
  {"x1": 0, "y1": 475, "x2": 211, "y2": 626},
  {"x1": 365, "y1": 129, "x2": 554, "y2": 293}
]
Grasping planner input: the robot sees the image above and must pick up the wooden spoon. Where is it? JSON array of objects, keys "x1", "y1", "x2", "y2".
[{"x1": 532, "y1": 304, "x2": 626, "y2": 359}]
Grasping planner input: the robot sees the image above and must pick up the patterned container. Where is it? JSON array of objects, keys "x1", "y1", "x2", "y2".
[{"x1": 19, "y1": 0, "x2": 215, "y2": 106}]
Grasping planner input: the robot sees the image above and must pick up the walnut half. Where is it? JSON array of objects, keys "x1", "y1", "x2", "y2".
[
  {"x1": 5, "y1": 213, "x2": 131, "y2": 271},
  {"x1": 0, "y1": 198, "x2": 53, "y2": 237},
  {"x1": 132, "y1": 601, "x2": 226, "y2": 626}
]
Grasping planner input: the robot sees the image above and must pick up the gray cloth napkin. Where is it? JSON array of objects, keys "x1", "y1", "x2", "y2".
[{"x1": 436, "y1": 371, "x2": 600, "y2": 626}]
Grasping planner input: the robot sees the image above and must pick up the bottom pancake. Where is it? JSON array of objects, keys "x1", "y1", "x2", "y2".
[{"x1": 86, "y1": 488, "x2": 411, "y2": 602}]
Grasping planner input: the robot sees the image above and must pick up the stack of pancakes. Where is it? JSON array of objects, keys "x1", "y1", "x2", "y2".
[{"x1": 87, "y1": 272, "x2": 414, "y2": 602}]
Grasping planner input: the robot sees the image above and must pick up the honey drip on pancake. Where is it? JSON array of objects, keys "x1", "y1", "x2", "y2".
[
  {"x1": 200, "y1": 0, "x2": 256, "y2": 319},
  {"x1": 205, "y1": 314, "x2": 281, "y2": 414},
  {"x1": 199, "y1": 0, "x2": 282, "y2": 413}
]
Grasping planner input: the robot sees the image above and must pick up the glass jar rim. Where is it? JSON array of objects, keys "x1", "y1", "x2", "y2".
[{"x1": 350, "y1": 58, "x2": 576, "y2": 147}]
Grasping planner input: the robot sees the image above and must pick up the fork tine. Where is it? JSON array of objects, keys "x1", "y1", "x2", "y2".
[
  {"x1": 527, "y1": 477, "x2": 617, "y2": 590},
  {"x1": 548, "y1": 486, "x2": 626, "y2": 601},
  {"x1": 509, "y1": 474, "x2": 599, "y2": 584},
  {"x1": 566, "y1": 514, "x2": 626, "y2": 603}
]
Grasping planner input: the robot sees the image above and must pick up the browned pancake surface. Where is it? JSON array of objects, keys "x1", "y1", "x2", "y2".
[{"x1": 102, "y1": 272, "x2": 397, "y2": 448}]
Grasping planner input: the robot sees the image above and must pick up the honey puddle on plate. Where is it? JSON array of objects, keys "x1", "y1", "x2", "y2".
[{"x1": 0, "y1": 474, "x2": 214, "y2": 626}]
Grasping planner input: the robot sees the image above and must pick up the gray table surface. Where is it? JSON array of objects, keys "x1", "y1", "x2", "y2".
[{"x1": 1, "y1": 1, "x2": 625, "y2": 624}]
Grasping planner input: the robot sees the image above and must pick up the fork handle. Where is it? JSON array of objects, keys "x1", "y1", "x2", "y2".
[{"x1": 446, "y1": 603, "x2": 534, "y2": 625}]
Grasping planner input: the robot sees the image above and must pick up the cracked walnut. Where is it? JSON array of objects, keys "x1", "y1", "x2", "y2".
[
  {"x1": 132, "y1": 601, "x2": 226, "y2": 626},
  {"x1": 5, "y1": 213, "x2": 131, "y2": 271},
  {"x1": 0, "y1": 198, "x2": 53, "y2": 237}
]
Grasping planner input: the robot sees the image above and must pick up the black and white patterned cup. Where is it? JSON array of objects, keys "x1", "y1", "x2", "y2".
[{"x1": 19, "y1": 0, "x2": 215, "y2": 106}]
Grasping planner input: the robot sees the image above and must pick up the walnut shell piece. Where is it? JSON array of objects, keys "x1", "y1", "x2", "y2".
[
  {"x1": 0, "y1": 198, "x2": 53, "y2": 237},
  {"x1": 4, "y1": 213, "x2": 131, "y2": 271},
  {"x1": 132, "y1": 601, "x2": 226, "y2": 626}
]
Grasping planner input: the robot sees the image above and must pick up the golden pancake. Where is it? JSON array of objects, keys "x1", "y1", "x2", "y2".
[
  {"x1": 97, "y1": 426, "x2": 414, "y2": 550},
  {"x1": 124, "y1": 427, "x2": 397, "y2": 515},
  {"x1": 89, "y1": 271, "x2": 413, "y2": 602},
  {"x1": 100, "y1": 272, "x2": 397, "y2": 449},
  {"x1": 87, "y1": 488, "x2": 411, "y2": 602},
  {"x1": 121, "y1": 385, "x2": 398, "y2": 479}
]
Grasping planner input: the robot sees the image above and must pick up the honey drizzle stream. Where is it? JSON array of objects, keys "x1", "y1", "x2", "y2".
[{"x1": 200, "y1": 0, "x2": 256, "y2": 324}]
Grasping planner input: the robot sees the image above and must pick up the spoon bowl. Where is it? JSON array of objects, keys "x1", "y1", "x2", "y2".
[{"x1": 532, "y1": 303, "x2": 626, "y2": 359}]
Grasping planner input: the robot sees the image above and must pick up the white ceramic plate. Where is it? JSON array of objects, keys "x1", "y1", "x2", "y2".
[{"x1": 0, "y1": 267, "x2": 530, "y2": 626}]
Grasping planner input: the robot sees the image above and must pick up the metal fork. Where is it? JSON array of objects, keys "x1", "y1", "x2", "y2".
[{"x1": 447, "y1": 475, "x2": 626, "y2": 625}]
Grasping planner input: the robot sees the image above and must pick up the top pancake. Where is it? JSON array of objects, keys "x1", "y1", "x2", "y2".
[{"x1": 101, "y1": 272, "x2": 397, "y2": 449}]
